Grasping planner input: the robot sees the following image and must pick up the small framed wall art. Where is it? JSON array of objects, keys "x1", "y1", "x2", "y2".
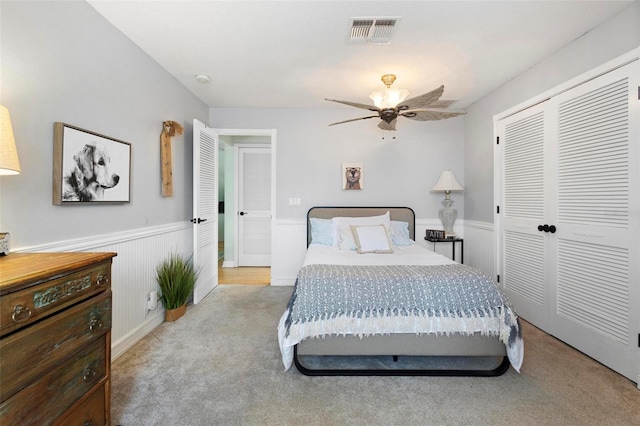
[
  {"x1": 342, "y1": 162, "x2": 363, "y2": 190},
  {"x1": 53, "y1": 122, "x2": 131, "y2": 204}
]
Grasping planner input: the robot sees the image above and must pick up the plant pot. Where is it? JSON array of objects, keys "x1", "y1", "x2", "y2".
[{"x1": 165, "y1": 304, "x2": 186, "y2": 322}]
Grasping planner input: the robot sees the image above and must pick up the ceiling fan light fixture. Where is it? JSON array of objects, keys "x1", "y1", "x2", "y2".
[{"x1": 369, "y1": 74, "x2": 409, "y2": 108}]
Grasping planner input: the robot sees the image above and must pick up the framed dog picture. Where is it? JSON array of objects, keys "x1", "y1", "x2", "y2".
[
  {"x1": 342, "y1": 162, "x2": 363, "y2": 190},
  {"x1": 53, "y1": 122, "x2": 131, "y2": 204}
]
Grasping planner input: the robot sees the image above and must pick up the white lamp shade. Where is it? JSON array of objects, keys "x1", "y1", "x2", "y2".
[
  {"x1": 431, "y1": 170, "x2": 463, "y2": 192},
  {"x1": 369, "y1": 87, "x2": 410, "y2": 109},
  {"x1": 0, "y1": 105, "x2": 21, "y2": 175}
]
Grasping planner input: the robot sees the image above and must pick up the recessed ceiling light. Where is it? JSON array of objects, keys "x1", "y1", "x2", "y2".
[{"x1": 195, "y1": 74, "x2": 211, "y2": 84}]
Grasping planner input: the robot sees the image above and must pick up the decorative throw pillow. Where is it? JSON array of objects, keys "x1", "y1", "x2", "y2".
[
  {"x1": 390, "y1": 220, "x2": 414, "y2": 246},
  {"x1": 332, "y1": 212, "x2": 391, "y2": 247},
  {"x1": 351, "y1": 225, "x2": 394, "y2": 254},
  {"x1": 310, "y1": 218, "x2": 333, "y2": 245}
]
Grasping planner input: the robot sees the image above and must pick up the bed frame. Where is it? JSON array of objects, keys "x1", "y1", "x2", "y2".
[{"x1": 294, "y1": 206, "x2": 510, "y2": 376}]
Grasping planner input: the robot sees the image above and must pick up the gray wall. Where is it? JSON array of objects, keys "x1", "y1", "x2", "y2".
[
  {"x1": 211, "y1": 108, "x2": 465, "y2": 220},
  {"x1": 464, "y1": 1, "x2": 640, "y2": 223},
  {"x1": 0, "y1": 1, "x2": 209, "y2": 249}
]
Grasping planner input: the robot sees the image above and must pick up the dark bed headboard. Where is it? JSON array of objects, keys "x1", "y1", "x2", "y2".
[{"x1": 307, "y1": 206, "x2": 416, "y2": 246}]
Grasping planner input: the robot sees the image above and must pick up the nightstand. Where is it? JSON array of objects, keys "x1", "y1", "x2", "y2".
[{"x1": 424, "y1": 236, "x2": 464, "y2": 264}]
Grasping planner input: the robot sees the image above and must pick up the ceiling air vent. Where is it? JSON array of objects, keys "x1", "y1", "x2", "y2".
[{"x1": 349, "y1": 17, "x2": 399, "y2": 44}]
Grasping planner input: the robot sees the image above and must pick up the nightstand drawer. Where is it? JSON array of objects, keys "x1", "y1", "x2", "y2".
[
  {"x1": 0, "y1": 262, "x2": 111, "y2": 336},
  {"x1": 0, "y1": 291, "x2": 111, "y2": 402},
  {"x1": 0, "y1": 337, "x2": 106, "y2": 425}
]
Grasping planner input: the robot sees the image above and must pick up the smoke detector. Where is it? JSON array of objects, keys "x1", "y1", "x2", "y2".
[
  {"x1": 349, "y1": 17, "x2": 399, "y2": 44},
  {"x1": 195, "y1": 74, "x2": 211, "y2": 84}
]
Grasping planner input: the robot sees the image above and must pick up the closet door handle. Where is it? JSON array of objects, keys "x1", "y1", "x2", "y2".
[
  {"x1": 239, "y1": 211, "x2": 247, "y2": 216},
  {"x1": 537, "y1": 224, "x2": 557, "y2": 233}
]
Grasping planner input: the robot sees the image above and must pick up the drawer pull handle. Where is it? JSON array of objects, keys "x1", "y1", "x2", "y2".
[
  {"x1": 83, "y1": 422, "x2": 94, "y2": 426},
  {"x1": 82, "y1": 367, "x2": 96, "y2": 383},
  {"x1": 11, "y1": 304, "x2": 32, "y2": 323},
  {"x1": 96, "y1": 274, "x2": 109, "y2": 286},
  {"x1": 89, "y1": 318, "x2": 102, "y2": 332}
]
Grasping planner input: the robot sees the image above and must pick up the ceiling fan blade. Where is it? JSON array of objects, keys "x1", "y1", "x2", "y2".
[
  {"x1": 400, "y1": 109, "x2": 465, "y2": 121},
  {"x1": 325, "y1": 98, "x2": 380, "y2": 112},
  {"x1": 428, "y1": 99, "x2": 456, "y2": 108},
  {"x1": 378, "y1": 118, "x2": 397, "y2": 131},
  {"x1": 329, "y1": 115, "x2": 379, "y2": 126},
  {"x1": 398, "y1": 85, "x2": 444, "y2": 110}
]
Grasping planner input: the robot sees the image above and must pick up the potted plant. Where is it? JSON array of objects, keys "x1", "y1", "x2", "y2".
[{"x1": 155, "y1": 253, "x2": 199, "y2": 322}]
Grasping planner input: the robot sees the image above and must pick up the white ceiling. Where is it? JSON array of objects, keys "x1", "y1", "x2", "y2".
[{"x1": 88, "y1": 0, "x2": 633, "y2": 110}]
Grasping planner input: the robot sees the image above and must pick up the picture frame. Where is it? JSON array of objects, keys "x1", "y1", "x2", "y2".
[
  {"x1": 53, "y1": 122, "x2": 131, "y2": 204},
  {"x1": 342, "y1": 162, "x2": 363, "y2": 190}
]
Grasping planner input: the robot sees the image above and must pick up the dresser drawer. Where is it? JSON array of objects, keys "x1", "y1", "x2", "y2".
[
  {"x1": 0, "y1": 261, "x2": 111, "y2": 336},
  {"x1": 54, "y1": 383, "x2": 107, "y2": 426},
  {"x1": 0, "y1": 291, "x2": 111, "y2": 402},
  {"x1": 0, "y1": 336, "x2": 107, "y2": 425}
]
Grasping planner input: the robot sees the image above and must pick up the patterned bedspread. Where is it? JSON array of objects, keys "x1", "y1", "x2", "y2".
[{"x1": 277, "y1": 263, "x2": 523, "y2": 372}]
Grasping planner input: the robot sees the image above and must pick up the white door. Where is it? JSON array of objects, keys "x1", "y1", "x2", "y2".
[
  {"x1": 496, "y1": 59, "x2": 639, "y2": 383},
  {"x1": 550, "y1": 63, "x2": 639, "y2": 383},
  {"x1": 497, "y1": 102, "x2": 553, "y2": 330},
  {"x1": 237, "y1": 145, "x2": 271, "y2": 266},
  {"x1": 192, "y1": 119, "x2": 218, "y2": 304}
]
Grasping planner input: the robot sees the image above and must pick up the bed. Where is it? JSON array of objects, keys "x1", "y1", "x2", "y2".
[{"x1": 277, "y1": 207, "x2": 523, "y2": 376}]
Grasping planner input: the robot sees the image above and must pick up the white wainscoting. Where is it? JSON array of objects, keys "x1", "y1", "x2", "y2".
[
  {"x1": 271, "y1": 219, "x2": 306, "y2": 286},
  {"x1": 462, "y1": 221, "x2": 496, "y2": 279},
  {"x1": 18, "y1": 222, "x2": 193, "y2": 360}
]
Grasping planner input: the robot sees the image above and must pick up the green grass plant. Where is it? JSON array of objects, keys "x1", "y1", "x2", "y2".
[{"x1": 155, "y1": 253, "x2": 199, "y2": 310}]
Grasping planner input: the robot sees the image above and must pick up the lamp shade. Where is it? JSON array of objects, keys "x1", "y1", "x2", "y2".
[
  {"x1": 431, "y1": 170, "x2": 463, "y2": 192},
  {"x1": 0, "y1": 105, "x2": 21, "y2": 175}
]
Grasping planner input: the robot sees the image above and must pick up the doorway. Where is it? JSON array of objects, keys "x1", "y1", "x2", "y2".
[{"x1": 217, "y1": 129, "x2": 276, "y2": 284}]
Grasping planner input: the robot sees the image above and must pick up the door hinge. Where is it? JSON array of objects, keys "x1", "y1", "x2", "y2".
[
  {"x1": 496, "y1": 136, "x2": 500, "y2": 145},
  {"x1": 497, "y1": 206, "x2": 500, "y2": 214},
  {"x1": 638, "y1": 333, "x2": 640, "y2": 348}
]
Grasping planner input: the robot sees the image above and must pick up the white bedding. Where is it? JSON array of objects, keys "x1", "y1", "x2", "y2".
[{"x1": 303, "y1": 242, "x2": 456, "y2": 267}]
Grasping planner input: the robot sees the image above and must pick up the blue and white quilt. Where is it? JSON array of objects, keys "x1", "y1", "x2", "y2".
[{"x1": 278, "y1": 262, "x2": 523, "y2": 372}]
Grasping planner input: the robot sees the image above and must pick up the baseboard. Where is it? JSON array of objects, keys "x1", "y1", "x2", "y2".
[
  {"x1": 222, "y1": 260, "x2": 236, "y2": 268},
  {"x1": 271, "y1": 276, "x2": 296, "y2": 286},
  {"x1": 111, "y1": 311, "x2": 165, "y2": 360}
]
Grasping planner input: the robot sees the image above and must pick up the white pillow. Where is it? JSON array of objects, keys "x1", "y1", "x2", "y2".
[
  {"x1": 332, "y1": 212, "x2": 391, "y2": 248},
  {"x1": 351, "y1": 225, "x2": 394, "y2": 254}
]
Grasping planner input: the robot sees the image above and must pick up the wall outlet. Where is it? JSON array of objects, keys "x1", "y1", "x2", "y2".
[
  {"x1": 147, "y1": 290, "x2": 157, "y2": 310},
  {"x1": 288, "y1": 197, "x2": 301, "y2": 206}
]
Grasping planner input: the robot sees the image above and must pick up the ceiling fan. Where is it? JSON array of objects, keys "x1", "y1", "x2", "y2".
[{"x1": 325, "y1": 74, "x2": 465, "y2": 131}]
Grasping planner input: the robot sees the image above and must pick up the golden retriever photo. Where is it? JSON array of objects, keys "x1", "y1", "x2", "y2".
[
  {"x1": 343, "y1": 164, "x2": 363, "y2": 190},
  {"x1": 62, "y1": 142, "x2": 120, "y2": 201}
]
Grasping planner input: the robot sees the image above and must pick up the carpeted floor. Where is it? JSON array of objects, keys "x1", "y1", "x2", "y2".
[{"x1": 111, "y1": 285, "x2": 639, "y2": 426}]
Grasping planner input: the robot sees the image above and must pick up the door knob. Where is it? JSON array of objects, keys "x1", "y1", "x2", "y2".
[
  {"x1": 537, "y1": 224, "x2": 557, "y2": 233},
  {"x1": 239, "y1": 211, "x2": 247, "y2": 216}
]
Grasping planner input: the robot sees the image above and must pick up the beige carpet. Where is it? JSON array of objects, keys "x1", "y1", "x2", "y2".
[{"x1": 111, "y1": 285, "x2": 639, "y2": 426}]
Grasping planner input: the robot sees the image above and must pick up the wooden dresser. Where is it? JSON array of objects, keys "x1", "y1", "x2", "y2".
[{"x1": 0, "y1": 252, "x2": 116, "y2": 425}]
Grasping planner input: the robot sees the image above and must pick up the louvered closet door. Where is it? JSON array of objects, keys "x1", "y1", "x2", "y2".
[
  {"x1": 550, "y1": 61, "x2": 639, "y2": 382},
  {"x1": 498, "y1": 102, "x2": 553, "y2": 330}
]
